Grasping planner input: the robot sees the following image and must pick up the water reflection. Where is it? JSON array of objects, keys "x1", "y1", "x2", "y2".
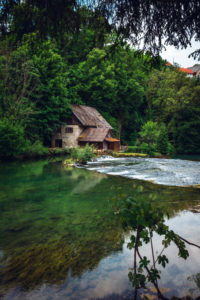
[
  {"x1": 0, "y1": 159, "x2": 200, "y2": 299},
  {"x1": 0, "y1": 160, "x2": 124, "y2": 295}
]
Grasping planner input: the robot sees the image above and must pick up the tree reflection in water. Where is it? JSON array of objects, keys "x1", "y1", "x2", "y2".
[
  {"x1": 112, "y1": 187, "x2": 200, "y2": 299},
  {"x1": 1, "y1": 160, "x2": 200, "y2": 299}
]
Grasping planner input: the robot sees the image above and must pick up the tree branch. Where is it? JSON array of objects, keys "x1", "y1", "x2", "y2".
[
  {"x1": 176, "y1": 234, "x2": 200, "y2": 249},
  {"x1": 136, "y1": 247, "x2": 169, "y2": 300}
]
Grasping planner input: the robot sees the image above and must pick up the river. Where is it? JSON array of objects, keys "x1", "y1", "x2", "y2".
[{"x1": 0, "y1": 157, "x2": 200, "y2": 299}]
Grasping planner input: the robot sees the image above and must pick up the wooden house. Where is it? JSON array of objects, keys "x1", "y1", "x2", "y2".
[{"x1": 51, "y1": 105, "x2": 120, "y2": 151}]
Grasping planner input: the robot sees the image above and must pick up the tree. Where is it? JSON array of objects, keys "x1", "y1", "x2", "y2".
[
  {"x1": 67, "y1": 44, "x2": 149, "y2": 142},
  {"x1": 97, "y1": 0, "x2": 200, "y2": 59},
  {"x1": 27, "y1": 35, "x2": 71, "y2": 144},
  {"x1": 0, "y1": 34, "x2": 71, "y2": 145},
  {"x1": 1, "y1": 1, "x2": 200, "y2": 58},
  {"x1": 0, "y1": 119, "x2": 27, "y2": 159},
  {"x1": 0, "y1": 39, "x2": 39, "y2": 125},
  {"x1": 147, "y1": 67, "x2": 200, "y2": 153},
  {"x1": 156, "y1": 124, "x2": 169, "y2": 155}
]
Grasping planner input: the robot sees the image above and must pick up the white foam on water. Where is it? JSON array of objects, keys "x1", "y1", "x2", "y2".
[{"x1": 84, "y1": 157, "x2": 200, "y2": 187}]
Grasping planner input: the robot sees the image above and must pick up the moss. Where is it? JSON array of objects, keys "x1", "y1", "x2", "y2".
[{"x1": 115, "y1": 152, "x2": 149, "y2": 158}]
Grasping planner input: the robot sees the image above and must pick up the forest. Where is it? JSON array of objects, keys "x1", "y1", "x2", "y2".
[{"x1": 0, "y1": 1, "x2": 200, "y2": 159}]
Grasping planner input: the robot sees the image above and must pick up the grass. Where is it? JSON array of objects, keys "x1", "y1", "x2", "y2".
[{"x1": 115, "y1": 152, "x2": 149, "y2": 158}]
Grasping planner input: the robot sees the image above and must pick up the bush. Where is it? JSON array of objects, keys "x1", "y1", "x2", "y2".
[
  {"x1": 71, "y1": 144, "x2": 95, "y2": 164},
  {"x1": 138, "y1": 121, "x2": 160, "y2": 145},
  {"x1": 135, "y1": 121, "x2": 174, "y2": 156},
  {"x1": 0, "y1": 119, "x2": 27, "y2": 160},
  {"x1": 167, "y1": 142, "x2": 176, "y2": 155},
  {"x1": 127, "y1": 144, "x2": 155, "y2": 156},
  {"x1": 156, "y1": 124, "x2": 169, "y2": 155},
  {"x1": 24, "y1": 140, "x2": 48, "y2": 158}
]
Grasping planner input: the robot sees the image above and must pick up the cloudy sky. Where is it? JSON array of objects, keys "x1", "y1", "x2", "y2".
[{"x1": 161, "y1": 39, "x2": 200, "y2": 68}]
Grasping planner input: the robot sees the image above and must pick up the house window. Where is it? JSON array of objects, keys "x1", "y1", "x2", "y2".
[{"x1": 65, "y1": 127, "x2": 73, "y2": 133}]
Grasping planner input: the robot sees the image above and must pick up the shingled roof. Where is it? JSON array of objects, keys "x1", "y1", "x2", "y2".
[
  {"x1": 71, "y1": 104, "x2": 112, "y2": 129},
  {"x1": 78, "y1": 128, "x2": 109, "y2": 142}
]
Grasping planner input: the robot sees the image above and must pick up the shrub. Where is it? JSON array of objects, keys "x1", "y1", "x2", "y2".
[
  {"x1": 0, "y1": 119, "x2": 27, "y2": 160},
  {"x1": 136, "y1": 121, "x2": 174, "y2": 156},
  {"x1": 167, "y1": 142, "x2": 176, "y2": 155},
  {"x1": 128, "y1": 144, "x2": 155, "y2": 156},
  {"x1": 24, "y1": 140, "x2": 48, "y2": 158},
  {"x1": 138, "y1": 121, "x2": 160, "y2": 145},
  {"x1": 71, "y1": 144, "x2": 95, "y2": 164},
  {"x1": 53, "y1": 148, "x2": 63, "y2": 156},
  {"x1": 156, "y1": 124, "x2": 169, "y2": 155}
]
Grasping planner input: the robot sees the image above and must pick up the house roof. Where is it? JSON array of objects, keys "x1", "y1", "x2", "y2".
[
  {"x1": 78, "y1": 127, "x2": 109, "y2": 142},
  {"x1": 166, "y1": 61, "x2": 172, "y2": 67},
  {"x1": 178, "y1": 68, "x2": 194, "y2": 74},
  {"x1": 105, "y1": 137, "x2": 120, "y2": 142},
  {"x1": 166, "y1": 62, "x2": 195, "y2": 75},
  {"x1": 71, "y1": 104, "x2": 112, "y2": 129}
]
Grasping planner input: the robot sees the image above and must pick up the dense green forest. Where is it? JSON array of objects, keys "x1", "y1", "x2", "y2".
[{"x1": 0, "y1": 2, "x2": 200, "y2": 159}]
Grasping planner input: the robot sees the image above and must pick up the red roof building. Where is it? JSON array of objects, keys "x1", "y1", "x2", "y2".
[
  {"x1": 178, "y1": 68, "x2": 194, "y2": 75},
  {"x1": 166, "y1": 61, "x2": 195, "y2": 77},
  {"x1": 166, "y1": 61, "x2": 172, "y2": 67}
]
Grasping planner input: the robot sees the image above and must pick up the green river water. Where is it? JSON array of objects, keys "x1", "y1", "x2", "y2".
[{"x1": 0, "y1": 158, "x2": 200, "y2": 299}]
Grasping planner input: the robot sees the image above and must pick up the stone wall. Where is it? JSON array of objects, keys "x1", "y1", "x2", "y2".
[{"x1": 52, "y1": 125, "x2": 83, "y2": 148}]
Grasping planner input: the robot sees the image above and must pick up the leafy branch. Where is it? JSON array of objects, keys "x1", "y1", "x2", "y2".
[{"x1": 113, "y1": 194, "x2": 200, "y2": 299}]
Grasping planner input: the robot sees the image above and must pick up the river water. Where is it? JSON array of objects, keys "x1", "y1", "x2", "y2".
[
  {"x1": 85, "y1": 156, "x2": 200, "y2": 187},
  {"x1": 0, "y1": 157, "x2": 200, "y2": 299}
]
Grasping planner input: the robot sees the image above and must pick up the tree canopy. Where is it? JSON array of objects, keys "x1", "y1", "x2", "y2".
[
  {"x1": 0, "y1": 0, "x2": 200, "y2": 158},
  {"x1": 1, "y1": 0, "x2": 200, "y2": 58}
]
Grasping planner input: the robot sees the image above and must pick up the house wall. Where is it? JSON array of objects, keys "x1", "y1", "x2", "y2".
[
  {"x1": 103, "y1": 141, "x2": 108, "y2": 150},
  {"x1": 186, "y1": 73, "x2": 194, "y2": 78},
  {"x1": 196, "y1": 70, "x2": 200, "y2": 78},
  {"x1": 52, "y1": 125, "x2": 83, "y2": 148}
]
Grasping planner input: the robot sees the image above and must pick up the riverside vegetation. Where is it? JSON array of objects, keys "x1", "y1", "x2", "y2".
[{"x1": 0, "y1": 3, "x2": 200, "y2": 160}]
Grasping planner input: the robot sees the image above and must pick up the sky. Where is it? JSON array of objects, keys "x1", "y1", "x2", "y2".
[{"x1": 161, "y1": 39, "x2": 200, "y2": 68}]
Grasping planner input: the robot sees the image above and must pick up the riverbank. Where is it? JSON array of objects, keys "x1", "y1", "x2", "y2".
[{"x1": 2, "y1": 144, "x2": 200, "y2": 164}]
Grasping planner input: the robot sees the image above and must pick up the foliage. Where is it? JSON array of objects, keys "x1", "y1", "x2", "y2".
[
  {"x1": 24, "y1": 34, "x2": 71, "y2": 144},
  {"x1": 71, "y1": 144, "x2": 95, "y2": 164},
  {"x1": 1, "y1": 1, "x2": 199, "y2": 59},
  {"x1": 0, "y1": 34, "x2": 71, "y2": 147},
  {"x1": 0, "y1": 119, "x2": 27, "y2": 160},
  {"x1": 0, "y1": 40, "x2": 39, "y2": 124},
  {"x1": 147, "y1": 68, "x2": 200, "y2": 153},
  {"x1": 67, "y1": 45, "x2": 149, "y2": 143},
  {"x1": 0, "y1": 2, "x2": 200, "y2": 158},
  {"x1": 136, "y1": 121, "x2": 159, "y2": 155},
  {"x1": 24, "y1": 141, "x2": 48, "y2": 158},
  {"x1": 112, "y1": 192, "x2": 200, "y2": 298},
  {"x1": 136, "y1": 121, "x2": 175, "y2": 155},
  {"x1": 138, "y1": 121, "x2": 159, "y2": 145},
  {"x1": 115, "y1": 152, "x2": 148, "y2": 158},
  {"x1": 188, "y1": 273, "x2": 200, "y2": 290},
  {"x1": 156, "y1": 124, "x2": 169, "y2": 155}
]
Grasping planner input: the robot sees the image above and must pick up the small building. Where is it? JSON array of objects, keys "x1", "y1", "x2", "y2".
[
  {"x1": 51, "y1": 104, "x2": 120, "y2": 151},
  {"x1": 188, "y1": 64, "x2": 200, "y2": 78},
  {"x1": 166, "y1": 61, "x2": 195, "y2": 78},
  {"x1": 178, "y1": 67, "x2": 195, "y2": 78}
]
